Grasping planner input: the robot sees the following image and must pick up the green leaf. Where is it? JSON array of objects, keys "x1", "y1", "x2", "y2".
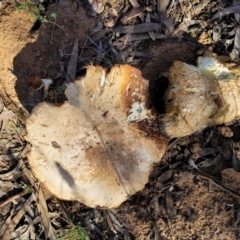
[
  {"x1": 16, "y1": 4, "x2": 29, "y2": 11},
  {"x1": 40, "y1": 16, "x2": 48, "y2": 23},
  {"x1": 51, "y1": 12, "x2": 57, "y2": 19},
  {"x1": 32, "y1": 13, "x2": 39, "y2": 21}
]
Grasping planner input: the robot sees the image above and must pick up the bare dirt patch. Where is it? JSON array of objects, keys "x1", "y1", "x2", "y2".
[
  {"x1": 13, "y1": 0, "x2": 96, "y2": 111},
  {"x1": 141, "y1": 40, "x2": 198, "y2": 80},
  {"x1": 0, "y1": 2, "x2": 35, "y2": 111}
]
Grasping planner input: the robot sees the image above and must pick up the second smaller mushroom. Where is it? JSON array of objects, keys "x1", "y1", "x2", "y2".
[{"x1": 159, "y1": 52, "x2": 240, "y2": 139}]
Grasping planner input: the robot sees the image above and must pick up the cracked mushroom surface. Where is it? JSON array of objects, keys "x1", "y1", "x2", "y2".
[{"x1": 26, "y1": 65, "x2": 168, "y2": 208}]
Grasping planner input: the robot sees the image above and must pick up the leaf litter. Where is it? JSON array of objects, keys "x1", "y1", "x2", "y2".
[{"x1": 2, "y1": 0, "x2": 240, "y2": 239}]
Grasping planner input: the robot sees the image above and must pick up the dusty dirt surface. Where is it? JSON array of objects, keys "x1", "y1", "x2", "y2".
[
  {"x1": 0, "y1": 2, "x2": 35, "y2": 112},
  {"x1": 13, "y1": 0, "x2": 96, "y2": 111},
  {"x1": 2, "y1": 0, "x2": 240, "y2": 240},
  {"x1": 141, "y1": 40, "x2": 198, "y2": 81}
]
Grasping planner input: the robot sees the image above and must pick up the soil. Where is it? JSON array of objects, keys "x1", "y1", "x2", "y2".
[{"x1": 1, "y1": 0, "x2": 240, "y2": 240}]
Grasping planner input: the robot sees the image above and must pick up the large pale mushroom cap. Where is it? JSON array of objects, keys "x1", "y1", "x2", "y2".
[{"x1": 26, "y1": 65, "x2": 168, "y2": 208}]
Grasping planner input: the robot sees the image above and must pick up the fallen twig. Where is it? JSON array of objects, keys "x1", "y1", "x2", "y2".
[
  {"x1": 112, "y1": 23, "x2": 160, "y2": 34},
  {"x1": 211, "y1": 5, "x2": 240, "y2": 21},
  {"x1": 0, "y1": 189, "x2": 29, "y2": 208}
]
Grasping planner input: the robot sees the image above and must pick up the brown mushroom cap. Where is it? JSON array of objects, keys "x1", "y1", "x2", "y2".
[{"x1": 26, "y1": 65, "x2": 168, "y2": 208}]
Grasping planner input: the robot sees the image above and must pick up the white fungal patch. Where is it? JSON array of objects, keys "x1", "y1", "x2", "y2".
[
  {"x1": 81, "y1": 77, "x2": 86, "y2": 88},
  {"x1": 198, "y1": 57, "x2": 235, "y2": 80},
  {"x1": 183, "y1": 87, "x2": 200, "y2": 93},
  {"x1": 108, "y1": 68, "x2": 116, "y2": 86},
  {"x1": 127, "y1": 102, "x2": 151, "y2": 122},
  {"x1": 41, "y1": 79, "x2": 52, "y2": 90},
  {"x1": 100, "y1": 69, "x2": 106, "y2": 87},
  {"x1": 126, "y1": 83, "x2": 132, "y2": 95},
  {"x1": 182, "y1": 108, "x2": 192, "y2": 113}
]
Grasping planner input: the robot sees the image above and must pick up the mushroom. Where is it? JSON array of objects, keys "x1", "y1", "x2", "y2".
[
  {"x1": 27, "y1": 77, "x2": 52, "y2": 91},
  {"x1": 26, "y1": 65, "x2": 168, "y2": 208},
  {"x1": 159, "y1": 52, "x2": 240, "y2": 139}
]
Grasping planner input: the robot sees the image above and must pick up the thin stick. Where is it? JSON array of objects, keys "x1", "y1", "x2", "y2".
[{"x1": 0, "y1": 189, "x2": 29, "y2": 208}]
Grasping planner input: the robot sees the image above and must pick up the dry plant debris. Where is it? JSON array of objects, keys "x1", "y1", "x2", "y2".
[
  {"x1": 3, "y1": 0, "x2": 240, "y2": 239},
  {"x1": 0, "y1": 97, "x2": 56, "y2": 239}
]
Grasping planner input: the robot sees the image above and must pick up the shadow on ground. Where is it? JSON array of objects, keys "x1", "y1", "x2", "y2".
[{"x1": 13, "y1": 0, "x2": 96, "y2": 111}]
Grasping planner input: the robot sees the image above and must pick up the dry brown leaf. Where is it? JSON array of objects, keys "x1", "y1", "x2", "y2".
[
  {"x1": 152, "y1": 196, "x2": 160, "y2": 214},
  {"x1": 0, "y1": 208, "x2": 15, "y2": 239},
  {"x1": 188, "y1": 158, "x2": 221, "y2": 180},
  {"x1": 66, "y1": 37, "x2": 78, "y2": 82},
  {"x1": 231, "y1": 141, "x2": 240, "y2": 172},
  {"x1": 157, "y1": 170, "x2": 174, "y2": 183},
  {"x1": 165, "y1": 190, "x2": 176, "y2": 221},
  {"x1": 0, "y1": 143, "x2": 30, "y2": 164},
  {"x1": 0, "y1": 189, "x2": 28, "y2": 208},
  {"x1": 0, "y1": 179, "x2": 19, "y2": 189},
  {"x1": 113, "y1": 33, "x2": 165, "y2": 46},
  {"x1": 0, "y1": 107, "x2": 14, "y2": 138},
  {"x1": 10, "y1": 215, "x2": 36, "y2": 240},
  {"x1": 128, "y1": 0, "x2": 139, "y2": 8},
  {"x1": 19, "y1": 158, "x2": 55, "y2": 239},
  {"x1": 146, "y1": 12, "x2": 156, "y2": 40},
  {"x1": 158, "y1": 0, "x2": 170, "y2": 17},
  {"x1": 173, "y1": 20, "x2": 207, "y2": 38},
  {"x1": 211, "y1": 5, "x2": 240, "y2": 21},
  {"x1": 198, "y1": 148, "x2": 218, "y2": 157},
  {"x1": 0, "y1": 161, "x2": 23, "y2": 180},
  {"x1": 233, "y1": 0, "x2": 240, "y2": 22},
  {"x1": 0, "y1": 97, "x2": 4, "y2": 112},
  {"x1": 108, "y1": 210, "x2": 124, "y2": 234},
  {"x1": 230, "y1": 26, "x2": 240, "y2": 61},
  {"x1": 198, "y1": 30, "x2": 213, "y2": 45},
  {"x1": 162, "y1": 17, "x2": 174, "y2": 34},
  {"x1": 1, "y1": 194, "x2": 36, "y2": 240},
  {"x1": 90, "y1": 29, "x2": 107, "y2": 42},
  {"x1": 126, "y1": 56, "x2": 134, "y2": 63},
  {"x1": 104, "y1": 210, "x2": 117, "y2": 234},
  {"x1": 0, "y1": 139, "x2": 16, "y2": 153},
  {"x1": 0, "y1": 151, "x2": 22, "y2": 161},
  {"x1": 198, "y1": 155, "x2": 223, "y2": 175},
  {"x1": 113, "y1": 23, "x2": 160, "y2": 33},
  {"x1": 36, "y1": 186, "x2": 56, "y2": 240},
  {"x1": 0, "y1": 107, "x2": 14, "y2": 122},
  {"x1": 121, "y1": 7, "x2": 144, "y2": 25}
]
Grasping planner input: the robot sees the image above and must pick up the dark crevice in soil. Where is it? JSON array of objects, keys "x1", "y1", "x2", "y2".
[{"x1": 149, "y1": 76, "x2": 169, "y2": 114}]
